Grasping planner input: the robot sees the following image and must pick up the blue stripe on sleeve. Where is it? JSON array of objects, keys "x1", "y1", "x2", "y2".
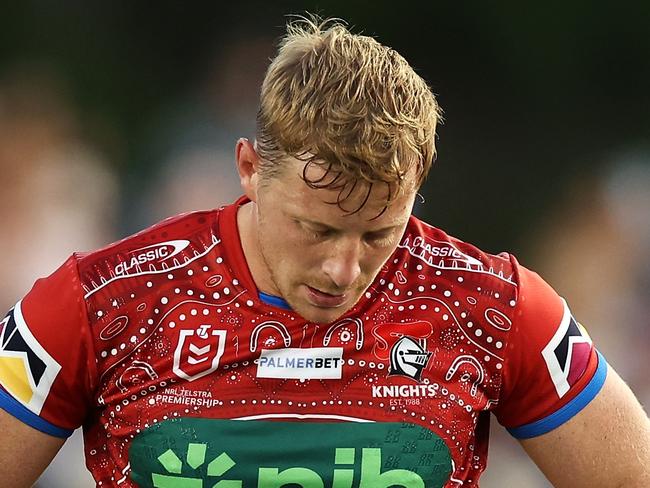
[
  {"x1": 0, "y1": 387, "x2": 73, "y2": 438},
  {"x1": 507, "y1": 350, "x2": 608, "y2": 439}
]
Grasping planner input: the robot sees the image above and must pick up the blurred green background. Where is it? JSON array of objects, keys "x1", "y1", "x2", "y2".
[{"x1": 2, "y1": 1, "x2": 648, "y2": 252}]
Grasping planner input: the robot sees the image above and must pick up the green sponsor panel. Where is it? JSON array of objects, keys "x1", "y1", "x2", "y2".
[{"x1": 129, "y1": 417, "x2": 452, "y2": 487}]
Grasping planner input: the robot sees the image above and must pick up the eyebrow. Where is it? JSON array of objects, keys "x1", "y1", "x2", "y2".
[{"x1": 298, "y1": 217, "x2": 406, "y2": 234}]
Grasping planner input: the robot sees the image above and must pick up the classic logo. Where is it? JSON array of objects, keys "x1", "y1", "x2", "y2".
[
  {"x1": 115, "y1": 239, "x2": 190, "y2": 275},
  {"x1": 256, "y1": 347, "x2": 344, "y2": 380},
  {"x1": 129, "y1": 418, "x2": 453, "y2": 487},
  {"x1": 173, "y1": 325, "x2": 226, "y2": 382},
  {"x1": 398, "y1": 235, "x2": 483, "y2": 268},
  {"x1": 389, "y1": 336, "x2": 432, "y2": 382},
  {"x1": 0, "y1": 301, "x2": 61, "y2": 414}
]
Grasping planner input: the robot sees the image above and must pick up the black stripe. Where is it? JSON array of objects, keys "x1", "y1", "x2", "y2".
[
  {"x1": 2, "y1": 310, "x2": 47, "y2": 386},
  {"x1": 554, "y1": 317, "x2": 581, "y2": 371}
]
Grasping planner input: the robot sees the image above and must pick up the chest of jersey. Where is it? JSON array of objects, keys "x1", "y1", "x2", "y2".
[{"x1": 83, "y1": 245, "x2": 513, "y2": 488}]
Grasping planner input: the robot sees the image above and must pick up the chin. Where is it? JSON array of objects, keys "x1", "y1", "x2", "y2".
[
  {"x1": 282, "y1": 285, "x2": 365, "y2": 324},
  {"x1": 286, "y1": 301, "x2": 344, "y2": 325}
]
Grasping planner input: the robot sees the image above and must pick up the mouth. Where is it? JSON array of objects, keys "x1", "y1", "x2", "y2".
[{"x1": 304, "y1": 285, "x2": 348, "y2": 308}]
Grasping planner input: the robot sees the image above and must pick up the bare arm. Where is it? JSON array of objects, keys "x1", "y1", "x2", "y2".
[
  {"x1": 521, "y1": 366, "x2": 650, "y2": 488},
  {"x1": 0, "y1": 408, "x2": 66, "y2": 488}
]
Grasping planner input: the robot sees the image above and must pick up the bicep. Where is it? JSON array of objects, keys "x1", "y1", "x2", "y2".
[
  {"x1": 520, "y1": 366, "x2": 650, "y2": 488},
  {"x1": 0, "y1": 408, "x2": 66, "y2": 487}
]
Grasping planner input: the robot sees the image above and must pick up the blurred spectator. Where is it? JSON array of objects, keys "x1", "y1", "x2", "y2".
[
  {"x1": 481, "y1": 151, "x2": 650, "y2": 488},
  {"x1": 527, "y1": 152, "x2": 650, "y2": 406},
  {"x1": 128, "y1": 35, "x2": 274, "y2": 230},
  {"x1": 0, "y1": 67, "x2": 118, "y2": 488}
]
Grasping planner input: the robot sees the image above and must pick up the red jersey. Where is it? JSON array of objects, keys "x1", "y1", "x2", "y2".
[{"x1": 0, "y1": 197, "x2": 606, "y2": 487}]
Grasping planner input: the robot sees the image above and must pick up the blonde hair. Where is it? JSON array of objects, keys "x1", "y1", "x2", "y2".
[{"x1": 256, "y1": 16, "x2": 442, "y2": 211}]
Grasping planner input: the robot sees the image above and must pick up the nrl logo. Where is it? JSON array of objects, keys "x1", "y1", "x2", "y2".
[
  {"x1": 388, "y1": 336, "x2": 432, "y2": 382},
  {"x1": 173, "y1": 325, "x2": 226, "y2": 382}
]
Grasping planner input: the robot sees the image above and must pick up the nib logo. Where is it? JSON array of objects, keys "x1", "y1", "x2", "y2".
[
  {"x1": 129, "y1": 418, "x2": 453, "y2": 487},
  {"x1": 153, "y1": 444, "x2": 239, "y2": 487},
  {"x1": 151, "y1": 446, "x2": 426, "y2": 488}
]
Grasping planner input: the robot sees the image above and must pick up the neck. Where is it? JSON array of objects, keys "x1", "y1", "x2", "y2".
[{"x1": 236, "y1": 201, "x2": 279, "y2": 296}]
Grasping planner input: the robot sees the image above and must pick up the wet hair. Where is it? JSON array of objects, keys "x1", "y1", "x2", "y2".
[{"x1": 256, "y1": 15, "x2": 442, "y2": 213}]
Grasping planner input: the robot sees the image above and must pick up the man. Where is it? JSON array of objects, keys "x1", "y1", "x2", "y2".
[{"x1": 1, "y1": 17, "x2": 648, "y2": 488}]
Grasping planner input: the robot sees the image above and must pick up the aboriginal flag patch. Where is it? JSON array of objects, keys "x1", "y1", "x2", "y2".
[{"x1": 0, "y1": 301, "x2": 61, "y2": 414}]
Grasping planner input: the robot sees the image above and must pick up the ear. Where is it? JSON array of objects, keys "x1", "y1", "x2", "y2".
[{"x1": 235, "y1": 138, "x2": 260, "y2": 203}]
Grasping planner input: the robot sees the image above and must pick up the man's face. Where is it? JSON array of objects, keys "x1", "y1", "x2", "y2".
[{"x1": 252, "y1": 157, "x2": 416, "y2": 324}]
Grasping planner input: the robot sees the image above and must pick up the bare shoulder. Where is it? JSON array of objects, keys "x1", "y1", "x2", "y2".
[
  {"x1": 0, "y1": 408, "x2": 66, "y2": 488},
  {"x1": 520, "y1": 366, "x2": 650, "y2": 488}
]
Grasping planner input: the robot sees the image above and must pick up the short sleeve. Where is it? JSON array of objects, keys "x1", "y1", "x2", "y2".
[
  {"x1": 0, "y1": 255, "x2": 97, "y2": 437},
  {"x1": 493, "y1": 257, "x2": 608, "y2": 439}
]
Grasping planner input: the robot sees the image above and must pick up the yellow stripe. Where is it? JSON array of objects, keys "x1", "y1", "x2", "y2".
[{"x1": 0, "y1": 356, "x2": 34, "y2": 404}]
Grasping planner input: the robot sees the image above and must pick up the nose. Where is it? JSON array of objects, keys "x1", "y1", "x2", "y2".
[{"x1": 321, "y1": 238, "x2": 362, "y2": 290}]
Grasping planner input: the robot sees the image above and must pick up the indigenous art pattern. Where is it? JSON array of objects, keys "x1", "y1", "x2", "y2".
[{"x1": 0, "y1": 198, "x2": 603, "y2": 487}]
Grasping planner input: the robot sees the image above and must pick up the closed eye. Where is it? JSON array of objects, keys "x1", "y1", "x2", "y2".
[
  {"x1": 364, "y1": 230, "x2": 395, "y2": 247},
  {"x1": 310, "y1": 228, "x2": 333, "y2": 239},
  {"x1": 295, "y1": 220, "x2": 336, "y2": 240}
]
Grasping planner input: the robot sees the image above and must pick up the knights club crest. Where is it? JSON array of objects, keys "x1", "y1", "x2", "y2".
[
  {"x1": 389, "y1": 336, "x2": 432, "y2": 382},
  {"x1": 172, "y1": 324, "x2": 226, "y2": 382}
]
